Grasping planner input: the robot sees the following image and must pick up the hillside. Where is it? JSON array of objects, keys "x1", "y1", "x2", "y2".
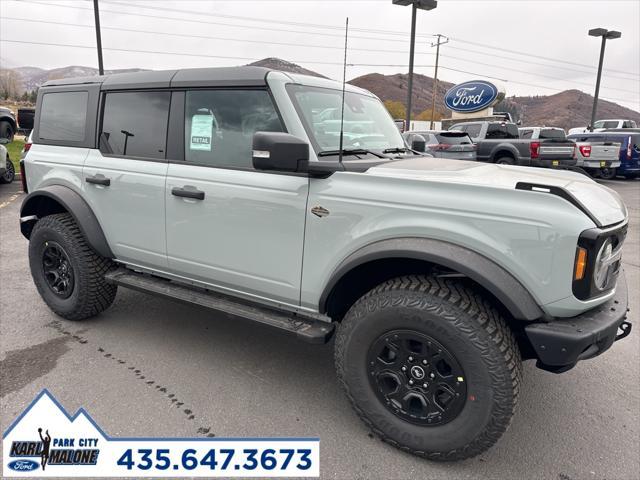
[
  {"x1": 504, "y1": 90, "x2": 640, "y2": 129},
  {"x1": 1, "y1": 66, "x2": 147, "y2": 95},
  {"x1": 349, "y1": 72, "x2": 454, "y2": 118}
]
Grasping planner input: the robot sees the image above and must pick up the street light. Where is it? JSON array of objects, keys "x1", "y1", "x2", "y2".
[
  {"x1": 588, "y1": 28, "x2": 622, "y2": 131},
  {"x1": 393, "y1": 0, "x2": 437, "y2": 130}
]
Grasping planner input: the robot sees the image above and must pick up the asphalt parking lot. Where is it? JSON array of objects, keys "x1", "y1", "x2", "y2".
[{"x1": 1, "y1": 179, "x2": 638, "y2": 480}]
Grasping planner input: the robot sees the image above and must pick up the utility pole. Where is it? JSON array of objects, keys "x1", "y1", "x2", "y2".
[
  {"x1": 393, "y1": 1, "x2": 438, "y2": 131},
  {"x1": 429, "y1": 34, "x2": 448, "y2": 129},
  {"x1": 587, "y1": 28, "x2": 621, "y2": 131},
  {"x1": 93, "y1": 0, "x2": 104, "y2": 75}
]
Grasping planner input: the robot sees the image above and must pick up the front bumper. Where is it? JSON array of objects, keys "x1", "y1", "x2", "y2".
[{"x1": 525, "y1": 274, "x2": 631, "y2": 373}]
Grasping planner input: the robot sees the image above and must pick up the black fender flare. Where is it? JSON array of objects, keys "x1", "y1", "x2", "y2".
[
  {"x1": 319, "y1": 237, "x2": 544, "y2": 321},
  {"x1": 20, "y1": 185, "x2": 114, "y2": 258},
  {"x1": 490, "y1": 143, "x2": 519, "y2": 162}
]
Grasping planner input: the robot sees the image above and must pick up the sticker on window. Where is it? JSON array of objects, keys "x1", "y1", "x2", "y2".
[{"x1": 190, "y1": 110, "x2": 214, "y2": 151}]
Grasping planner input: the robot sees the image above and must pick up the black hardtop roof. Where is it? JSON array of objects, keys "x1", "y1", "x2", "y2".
[{"x1": 41, "y1": 66, "x2": 274, "y2": 89}]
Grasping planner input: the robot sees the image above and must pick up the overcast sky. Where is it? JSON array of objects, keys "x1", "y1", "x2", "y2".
[{"x1": 0, "y1": 0, "x2": 638, "y2": 110}]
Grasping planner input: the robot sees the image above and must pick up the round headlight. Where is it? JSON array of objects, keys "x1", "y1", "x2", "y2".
[{"x1": 593, "y1": 238, "x2": 613, "y2": 290}]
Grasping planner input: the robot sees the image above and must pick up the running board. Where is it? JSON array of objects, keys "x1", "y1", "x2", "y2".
[{"x1": 104, "y1": 269, "x2": 335, "y2": 344}]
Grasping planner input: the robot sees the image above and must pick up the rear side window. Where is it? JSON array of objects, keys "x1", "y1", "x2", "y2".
[
  {"x1": 184, "y1": 90, "x2": 283, "y2": 169},
  {"x1": 464, "y1": 124, "x2": 482, "y2": 138},
  {"x1": 100, "y1": 91, "x2": 171, "y2": 159},
  {"x1": 539, "y1": 129, "x2": 566, "y2": 140},
  {"x1": 486, "y1": 123, "x2": 519, "y2": 139},
  {"x1": 39, "y1": 91, "x2": 88, "y2": 141},
  {"x1": 436, "y1": 133, "x2": 472, "y2": 145},
  {"x1": 520, "y1": 129, "x2": 533, "y2": 139}
]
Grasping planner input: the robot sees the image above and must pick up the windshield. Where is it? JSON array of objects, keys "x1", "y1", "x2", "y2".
[{"x1": 287, "y1": 84, "x2": 405, "y2": 155}]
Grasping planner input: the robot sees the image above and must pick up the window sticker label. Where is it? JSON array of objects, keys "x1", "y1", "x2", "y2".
[{"x1": 190, "y1": 112, "x2": 214, "y2": 151}]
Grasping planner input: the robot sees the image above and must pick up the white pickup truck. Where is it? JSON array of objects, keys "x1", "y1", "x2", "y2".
[{"x1": 567, "y1": 132, "x2": 621, "y2": 179}]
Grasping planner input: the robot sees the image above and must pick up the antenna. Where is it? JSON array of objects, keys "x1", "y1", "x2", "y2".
[{"x1": 338, "y1": 17, "x2": 349, "y2": 166}]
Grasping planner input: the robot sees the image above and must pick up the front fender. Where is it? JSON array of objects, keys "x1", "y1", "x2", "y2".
[
  {"x1": 319, "y1": 237, "x2": 544, "y2": 321},
  {"x1": 20, "y1": 184, "x2": 114, "y2": 258}
]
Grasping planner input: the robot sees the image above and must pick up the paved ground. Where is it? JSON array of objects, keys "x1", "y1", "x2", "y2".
[{"x1": 1, "y1": 179, "x2": 638, "y2": 480}]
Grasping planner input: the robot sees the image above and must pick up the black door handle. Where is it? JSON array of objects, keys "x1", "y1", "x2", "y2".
[
  {"x1": 172, "y1": 186, "x2": 205, "y2": 200},
  {"x1": 86, "y1": 175, "x2": 111, "y2": 186}
]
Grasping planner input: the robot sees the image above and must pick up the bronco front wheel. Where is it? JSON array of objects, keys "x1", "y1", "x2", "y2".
[{"x1": 335, "y1": 275, "x2": 522, "y2": 461}]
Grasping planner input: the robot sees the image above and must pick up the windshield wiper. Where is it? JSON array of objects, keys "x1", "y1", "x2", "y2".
[
  {"x1": 382, "y1": 147, "x2": 410, "y2": 154},
  {"x1": 318, "y1": 148, "x2": 388, "y2": 159}
]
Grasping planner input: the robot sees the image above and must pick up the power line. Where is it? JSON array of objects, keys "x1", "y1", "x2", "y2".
[
  {"x1": 4, "y1": 15, "x2": 636, "y2": 96},
  {"x1": 0, "y1": 16, "x2": 431, "y2": 56},
  {"x1": 448, "y1": 37, "x2": 639, "y2": 78},
  {"x1": 98, "y1": 0, "x2": 640, "y2": 78},
  {"x1": 1, "y1": 38, "x2": 635, "y2": 105},
  {"x1": 446, "y1": 44, "x2": 637, "y2": 82},
  {"x1": 21, "y1": 0, "x2": 640, "y2": 79}
]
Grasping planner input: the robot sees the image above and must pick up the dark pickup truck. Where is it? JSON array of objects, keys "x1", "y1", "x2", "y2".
[{"x1": 449, "y1": 121, "x2": 576, "y2": 168}]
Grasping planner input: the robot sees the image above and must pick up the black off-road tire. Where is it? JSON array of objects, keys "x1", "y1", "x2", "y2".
[
  {"x1": 335, "y1": 275, "x2": 522, "y2": 461},
  {"x1": 0, "y1": 120, "x2": 14, "y2": 143},
  {"x1": 0, "y1": 158, "x2": 15, "y2": 184},
  {"x1": 29, "y1": 213, "x2": 117, "y2": 320},
  {"x1": 598, "y1": 167, "x2": 617, "y2": 180}
]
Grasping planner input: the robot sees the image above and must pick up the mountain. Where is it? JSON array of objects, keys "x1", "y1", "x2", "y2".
[
  {"x1": 503, "y1": 90, "x2": 640, "y2": 129},
  {"x1": 1, "y1": 66, "x2": 147, "y2": 93},
  {"x1": 246, "y1": 58, "x2": 327, "y2": 78},
  {"x1": 348, "y1": 71, "x2": 640, "y2": 130},
  {"x1": 349, "y1": 72, "x2": 454, "y2": 118}
]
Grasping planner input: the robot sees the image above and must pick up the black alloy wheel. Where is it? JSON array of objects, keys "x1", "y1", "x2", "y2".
[
  {"x1": 368, "y1": 329, "x2": 467, "y2": 426},
  {"x1": 42, "y1": 241, "x2": 75, "y2": 298}
]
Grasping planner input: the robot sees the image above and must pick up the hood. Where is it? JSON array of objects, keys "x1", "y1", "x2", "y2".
[{"x1": 367, "y1": 157, "x2": 627, "y2": 227}]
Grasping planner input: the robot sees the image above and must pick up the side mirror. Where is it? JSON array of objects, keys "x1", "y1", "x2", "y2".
[
  {"x1": 252, "y1": 132, "x2": 309, "y2": 173},
  {"x1": 410, "y1": 134, "x2": 426, "y2": 153},
  {"x1": 516, "y1": 120, "x2": 522, "y2": 126}
]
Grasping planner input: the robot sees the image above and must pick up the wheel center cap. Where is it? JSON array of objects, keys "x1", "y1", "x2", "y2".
[{"x1": 410, "y1": 366, "x2": 425, "y2": 380}]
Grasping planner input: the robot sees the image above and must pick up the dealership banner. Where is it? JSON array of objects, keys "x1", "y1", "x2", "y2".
[{"x1": 3, "y1": 390, "x2": 319, "y2": 477}]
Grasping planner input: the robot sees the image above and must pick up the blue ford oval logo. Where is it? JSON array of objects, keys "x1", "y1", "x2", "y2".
[
  {"x1": 444, "y1": 80, "x2": 500, "y2": 113},
  {"x1": 8, "y1": 459, "x2": 39, "y2": 472}
]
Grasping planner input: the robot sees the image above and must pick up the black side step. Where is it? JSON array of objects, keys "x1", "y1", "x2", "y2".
[{"x1": 105, "y1": 269, "x2": 335, "y2": 344}]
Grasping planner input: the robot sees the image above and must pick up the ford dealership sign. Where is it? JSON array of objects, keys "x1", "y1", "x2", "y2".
[{"x1": 444, "y1": 80, "x2": 503, "y2": 113}]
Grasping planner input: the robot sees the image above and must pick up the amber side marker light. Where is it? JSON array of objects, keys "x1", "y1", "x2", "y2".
[{"x1": 575, "y1": 247, "x2": 588, "y2": 280}]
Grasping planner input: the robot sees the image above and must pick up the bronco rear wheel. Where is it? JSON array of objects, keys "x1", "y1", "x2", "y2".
[
  {"x1": 29, "y1": 213, "x2": 117, "y2": 320},
  {"x1": 335, "y1": 275, "x2": 522, "y2": 461}
]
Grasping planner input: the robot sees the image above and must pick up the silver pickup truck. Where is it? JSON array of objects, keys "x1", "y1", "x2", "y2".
[
  {"x1": 568, "y1": 132, "x2": 621, "y2": 179},
  {"x1": 451, "y1": 121, "x2": 576, "y2": 168}
]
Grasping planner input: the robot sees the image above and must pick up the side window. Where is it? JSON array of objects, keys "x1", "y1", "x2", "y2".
[
  {"x1": 486, "y1": 124, "x2": 505, "y2": 139},
  {"x1": 100, "y1": 91, "x2": 170, "y2": 159},
  {"x1": 465, "y1": 124, "x2": 481, "y2": 138},
  {"x1": 39, "y1": 91, "x2": 88, "y2": 142},
  {"x1": 184, "y1": 90, "x2": 283, "y2": 169}
]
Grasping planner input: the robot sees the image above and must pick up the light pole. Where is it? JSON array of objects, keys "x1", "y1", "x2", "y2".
[
  {"x1": 588, "y1": 28, "x2": 621, "y2": 131},
  {"x1": 393, "y1": 0, "x2": 437, "y2": 130}
]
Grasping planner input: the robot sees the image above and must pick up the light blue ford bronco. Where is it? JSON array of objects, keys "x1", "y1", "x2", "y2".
[{"x1": 20, "y1": 67, "x2": 631, "y2": 460}]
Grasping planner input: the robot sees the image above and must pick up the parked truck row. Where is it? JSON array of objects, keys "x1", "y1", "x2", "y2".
[{"x1": 402, "y1": 120, "x2": 639, "y2": 180}]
